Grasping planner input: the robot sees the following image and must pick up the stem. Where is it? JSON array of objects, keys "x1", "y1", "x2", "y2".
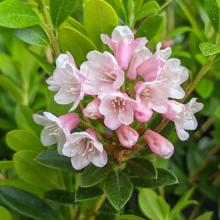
[
  {"x1": 36, "y1": 0, "x2": 60, "y2": 57},
  {"x1": 84, "y1": 195, "x2": 105, "y2": 220},
  {"x1": 160, "y1": 0, "x2": 173, "y2": 12},
  {"x1": 194, "y1": 117, "x2": 213, "y2": 138}
]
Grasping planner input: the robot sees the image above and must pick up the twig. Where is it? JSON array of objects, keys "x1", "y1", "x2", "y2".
[{"x1": 194, "y1": 118, "x2": 213, "y2": 138}]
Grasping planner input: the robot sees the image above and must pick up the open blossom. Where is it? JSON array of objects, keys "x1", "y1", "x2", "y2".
[
  {"x1": 135, "y1": 81, "x2": 170, "y2": 114},
  {"x1": 62, "y1": 129, "x2": 107, "y2": 170},
  {"x1": 116, "y1": 125, "x2": 139, "y2": 148},
  {"x1": 101, "y1": 26, "x2": 147, "y2": 69},
  {"x1": 46, "y1": 52, "x2": 84, "y2": 111},
  {"x1": 33, "y1": 112, "x2": 80, "y2": 153},
  {"x1": 83, "y1": 98, "x2": 102, "y2": 119},
  {"x1": 163, "y1": 98, "x2": 204, "y2": 141},
  {"x1": 80, "y1": 51, "x2": 124, "y2": 95},
  {"x1": 99, "y1": 92, "x2": 137, "y2": 130},
  {"x1": 144, "y1": 130, "x2": 174, "y2": 159}
]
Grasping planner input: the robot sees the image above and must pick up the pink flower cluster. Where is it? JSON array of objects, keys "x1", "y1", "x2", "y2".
[{"x1": 33, "y1": 26, "x2": 203, "y2": 170}]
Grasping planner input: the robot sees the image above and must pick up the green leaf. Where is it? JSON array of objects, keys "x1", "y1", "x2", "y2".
[
  {"x1": 131, "y1": 168, "x2": 178, "y2": 188},
  {"x1": 0, "y1": 0, "x2": 39, "y2": 28},
  {"x1": 0, "y1": 206, "x2": 12, "y2": 220},
  {"x1": 215, "y1": 106, "x2": 220, "y2": 119},
  {"x1": 0, "y1": 186, "x2": 57, "y2": 220},
  {"x1": 0, "y1": 161, "x2": 14, "y2": 170},
  {"x1": 0, "y1": 75, "x2": 23, "y2": 102},
  {"x1": 45, "y1": 189, "x2": 75, "y2": 204},
  {"x1": 83, "y1": 0, "x2": 118, "y2": 47},
  {"x1": 194, "y1": 212, "x2": 213, "y2": 220},
  {"x1": 135, "y1": 1, "x2": 160, "y2": 21},
  {"x1": 35, "y1": 150, "x2": 74, "y2": 172},
  {"x1": 116, "y1": 215, "x2": 144, "y2": 220},
  {"x1": 204, "y1": 0, "x2": 219, "y2": 31},
  {"x1": 125, "y1": 158, "x2": 157, "y2": 179},
  {"x1": 217, "y1": 0, "x2": 220, "y2": 9},
  {"x1": 199, "y1": 42, "x2": 220, "y2": 56},
  {"x1": 13, "y1": 150, "x2": 60, "y2": 190},
  {"x1": 13, "y1": 25, "x2": 50, "y2": 46},
  {"x1": 104, "y1": 171, "x2": 133, "y2": 210},
  {"x1": 81, "y1": 165, "x2": 111, "y2": 187},
  {"x1": 138, "y1": 189, "x2": 170, "y2": 220},
  {"x1": 59, "y1": 26, "x2": 96, "y2": 65},
  {"x1": 75, "y1": 187, "x2": 103, "y2": 201},
  {"x1": 195, "y1": 78, "x2": 214, "y2": 99},
  {"x1": 50, "y1": 0, "x2": 76, "y2": 28},
  {"x1": 136, "y1": 15, "x2": 163, "y2": 40},
  {"x1": 6, "y1": 129, "x2": 44, "y2": 152}
]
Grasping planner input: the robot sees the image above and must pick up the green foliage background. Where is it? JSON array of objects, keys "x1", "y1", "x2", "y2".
[{"x1": 0, "y1": 0, "x2": 220, "y2": 219}]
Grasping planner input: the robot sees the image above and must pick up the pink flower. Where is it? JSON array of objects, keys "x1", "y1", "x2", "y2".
[
  {"x1": 163, "y1": 98, "x2": 203, "y2": 141},
  {"x1": 33, "y1": 112, "x2": 80, "y2": 153},
  {"x1": 135, "y1": 81, "x2": 170, "y2": 114},
  {"x1": 99, "y1": 92, "x2": 137, "y2": 130},
  {"x1": 83, "y1": 98, "x2": 102, "y2": 119},
  {"x1": 134, "y1": 104, "x2": 153, "y2": 123},
  {"x1": 116, "y1": 125, "x2": 139, "y2": 148},
  {"x1": 46, "y1": 52, "x2": 84, "y2": 111},
  {"x1": 101, "y1": 26, "x2": 147, "y2": 69},
  {"x1": 80, "y1": 51, "x2": 124, "y2": 95},
  {"x1": 144, "y1": 130, "x2": 174, "y2": 159},
  {"x1": 62, "y1": 130, "x2": 107, "y2": 170}
]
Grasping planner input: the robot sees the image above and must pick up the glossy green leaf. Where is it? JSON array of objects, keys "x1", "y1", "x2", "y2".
[
  {"x1": 50, "y1": 0, "x2": 76, "y2": 28},
  {"x1": 194, "y1": 212, "x2": 213, "y2": 220},
  {"x1": 104, "y1": 171, "x2": 133, "y2": 210},
  {"x1": 13, "y1": 25, "x2": 49, "y2": 46},
  {"x1": 45, "y1": 189, "x2": 75, "y2": 204},
  {"x1": 135, "y1": 1, "x2": 160, "y2": 21},
  {"x1": 136, "y1": 15, "x2": 163, "y2": 40},
  {"x1": 116, "y1": 215, "x2": 144, "y2": 220},
  {"x1": 35, "y1": 150, "x2": 74, "y2": 172},
  {"x1": 0, "y1": 186, "x2": 57, "y2": 220},
  {"x1": 0, "y1": 0, "x2": 39, "y2": 28},
  {"x1": 13, "y1": 150, "x2": 60, "y2": 190},
  {"x1": 59, "y1": 26, "x2": 96, "y2": 65},
  {"x1": 199, "y1": 42, "x2": 220, "y2": 56},
  {"x1": 195, "y1": 78, "x2": 214, "y2": 99},
  {"x1": 84, "y1": 0, "x2": 118, "y2": 47},
  {"x1": 131, "y1": 168, "x2": 178, "y2": 188},
  {"x1": 75, "y1": 187, "x2": 103, "y2": 201},
  {"x1": 81, "y1": 164, "x2": 111, "y2": 187},
  {"x1": 0, "y1": 206, "x2": 12, "y2": 220},
  {"x1": 138, "y1": 189, "x2": 170, "y2": 220},
  {"x1": 6, "y1": 129, "x2": 43, "y2": 152}
]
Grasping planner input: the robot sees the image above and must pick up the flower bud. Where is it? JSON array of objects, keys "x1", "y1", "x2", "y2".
[
  {"x1": 134, "y1": 105, "x2": 153, "y2": 123},
  {"x1": 144, "y1": 130, "x2": 174, "y2": 159},
  {"x1": 116, "y1": 125, "x2": 139, "y2": 148},
  {"x1": 83, "y1": 98, "x2": 102, "y2": 119}
]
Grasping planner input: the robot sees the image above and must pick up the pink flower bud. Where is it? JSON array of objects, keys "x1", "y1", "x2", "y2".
[
  {"x1": 116, "y1": 125, "x2": 139, "y2": 148},
  {"x1": 134, "y1": 105, "x2": 153, "y2": 123},
  {"x1": 144, "y1": 130, "x2": 174, "y2": 159},
  {"x1": 83, "y1": 98, "x2": 102, "y2": 119}
]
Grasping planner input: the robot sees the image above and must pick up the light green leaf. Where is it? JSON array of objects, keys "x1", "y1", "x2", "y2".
[
  {"x1": 195, "y1": 78, "x2": 214, "y2": 99},
  {"x1": 0, "y1": 206, "x2": 12, "y2": 220},
  {"x1": 217, "y1": 0, "x2": 220, "y2": 8},
  {"x1": 35, "y1": 150, "x2": 74, "y2": 172},
  {"x1": 116, "y1": 215, "x2": 144, "y2": 220},
  {"x1": 0, "y1": 161, "x2": 14, "y2": 170},
  {"x1": 81, "y1": 165, "x2": 111, "y2": 187},
  {"x1": 0, "y1": 186, "x2": 57, "y2": 220},
  {"x1": 199, "y1": 42, "x2": 220, "y2": 56},
  {"x1": 215, "y1": 106, "x2": 220, "y2": 119},
  {"x1": 138, "y1": 189, "x2": 170, "y2": 220},
  {"x1": 75, "y1": 187, "x2": 103, "y2": 201},
  {"x1": 0, "y1": 0, "x2": 39, "y2": 28},
  {"x1": 104, "y1": 171, "x2": 133, "y2": 210},
  {"x1": 83, "y1": 0, "x2": 118, "y2": 47},
  {"x1": 13, "y1": 25, "x2": 49, "y2": 46},
  {"x1": 6, "y1": 129, "x2": 44, "y2": 152},
  {"x1": 50, "y1": 0, "x2": 76, "y2": 28},
  {"x1": 13, "y1": 150, "x2": 60, "y2": 190},
  {"x1": 59, "y1": 26, "x2": 96, "y2": 65},
  {"x1": 194, "y1": 212, "x2": 213, "y2": 220}
]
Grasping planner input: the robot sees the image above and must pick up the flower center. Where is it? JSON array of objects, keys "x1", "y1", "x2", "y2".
[
  {"x1": 96, "y1": 71, "x2": 116, "y2": 83},
  {"x1": 111, "y1": 97, "x2": 126, "y2": 113},
  {"x1": 140, "y1": 87, "x2": 151, "y2": 100},
  {"x1": 80, "y1": 138, "x2": 96, "y2": 156},
  {"x1": 46, "y1": 122, "x2": 63, "y2": 136}
]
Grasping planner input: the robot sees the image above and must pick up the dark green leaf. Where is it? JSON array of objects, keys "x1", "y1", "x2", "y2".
[
  {"x1": 35, "y1": 150, "x2": 74, "y2": 172},
  {"x1": 45, "y1": 189, "x2": 75, "y2": 204},
  {"x1": 0, "y1": 186, "x2": 57, "y2": 220},
  {"x1": 0, "y1": 0, "x2": 39, "y2": 28},
  {"x1": 81, "y1": 164, "x2": 111, "y2": 187},
  {"x1": 199, "y1": 42, "x2": 220, "y2": 56},
  {"x1": 104, "y1": 171, "x2": 133, "y2": 210},
  {"x1": 13, "y1": 25, "x2": 49, "y2": 46},
  {"x1": 75, "y1": 187, "x2": 103, "y2": 201},
  {"x1": 50, "y1": 0, "x2": 76, "y2": 28},
  {"x1": 0, "y1": 205, "x2": 12, "y2": 220}
]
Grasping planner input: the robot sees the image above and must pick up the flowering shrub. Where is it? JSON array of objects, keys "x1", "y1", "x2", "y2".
[{"x1": 0, "y1": 0, "x2": 220, "y2": 220}]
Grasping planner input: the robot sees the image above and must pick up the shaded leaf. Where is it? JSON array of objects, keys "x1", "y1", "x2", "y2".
[{"x1": 75, "y1": 187, "x2": 103, "y2": 201}]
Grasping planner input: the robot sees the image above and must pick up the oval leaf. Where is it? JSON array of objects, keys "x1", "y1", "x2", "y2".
[
  {"x1": 199, "y1": 42, "x2": 220, "y2": 56},
  {"x1": 75, "y1": 187, "x2": 103, "y2": 201}
]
